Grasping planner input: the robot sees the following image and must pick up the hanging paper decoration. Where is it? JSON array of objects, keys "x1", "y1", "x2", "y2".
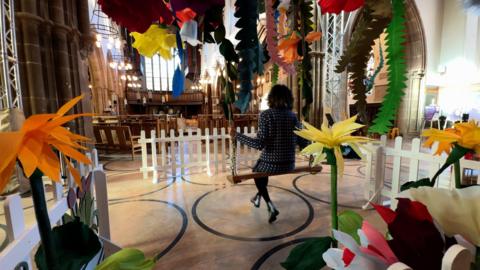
[
  {"x1": 175, "y1": 8, "x2": 197, "y2": 28},
  {"x1": 277, "y1": 32, "x2": 301, "y2": 64},
  {"x1": 265, "y1": 0, "x2": 295, "y2": 74},
  {"x1": 131, "y1": 25, "x2": 177, "y2": 59},
  {"x1": 296, "y1": 0, "x2": 317, "y2": 119},
  {"x1": 180, "y1": 20, "x2": 200, "y2": 46},
  {"x1": 364, "y1": 42, "x2": 385, "y2": 95},
  {"x1": 172, "y1": 31, "x2": 187, "y2": 98},
  {"x1": 335, "y1": 0, "x2": 392, "y2": 123},
  {"x1": 369, "y1": 0, "x2": 408, "y2": 134},
  {"x1": 318, "y1": 0, "x2": 365, "y2": 14},
  {"x1": 172, "y1": 67, "x2": 186, "y2": 97},
  {"x1": 170, "y1": 0, "x2": 225, "y2": 16},
  {"x1": 98, "y1": 0, "x2": 173, "y2": 33},
  {"x1": 462, "y1": 0, "x2": 480, "y2": 14},
  {"x1": 271, "y1": 64, "x2": 280, "y2": 84},
  {"x1": 234, "y1": 0, "x2": 260, "y2": 113}
]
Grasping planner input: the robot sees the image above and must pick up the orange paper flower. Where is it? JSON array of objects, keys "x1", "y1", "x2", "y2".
[
  {"x1": 305, "y1": 31, "x2": 322, "y2": 43},
  {"x1": 0, "y1": 96, "x2": 92, "y2": 192},
  {"x1": 422, "y1": 121, "x2": 480, "y2": 156},
  {"x1": 278, "y1": 32, "x2": 301, "y2": 64}
]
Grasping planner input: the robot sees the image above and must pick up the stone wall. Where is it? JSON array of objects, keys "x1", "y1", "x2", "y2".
[{"x1": 15, "y1": 0, "x2": 93, "y2": 135}]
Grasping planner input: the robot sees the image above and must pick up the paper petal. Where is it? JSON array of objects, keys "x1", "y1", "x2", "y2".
[{"x1": 172, "y1": 67, "x2": 185, "y2": 98}]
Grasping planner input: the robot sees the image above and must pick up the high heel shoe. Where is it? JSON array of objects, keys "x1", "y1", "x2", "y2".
[
  {"x1": 250, "y1": 193, "x2": 261, "y2": 208},
  {"x1": 267, "y1": 202, "x2": 279, "y2": 223}
]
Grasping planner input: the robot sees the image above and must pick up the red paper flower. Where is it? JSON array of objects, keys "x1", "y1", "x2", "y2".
[
  {"x1": 170, "y1": 0, "x2": 225, "y2": 16},
  {"x1": 318, "y1": 0, "x2": 365, "y2": 14},
  {"x1": 373, "y1": 198, "x2": 447, "y2": 270},
  {"x1": 98, "y1": 0, "x2": 173, "y2": 33}
]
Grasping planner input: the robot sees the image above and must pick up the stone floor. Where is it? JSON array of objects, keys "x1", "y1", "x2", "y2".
[
  {"x1": 102, "y1": 158, "x2": 384, "y2": 270},
  {"x1": 0, "y1": 139, "x2": 465, "y2": 270}
]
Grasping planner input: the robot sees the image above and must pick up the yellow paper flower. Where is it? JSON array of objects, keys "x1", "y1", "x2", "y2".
[
  {"x1": 402, "y1": 186, "x2": 480, "y2": 246},
  {"x1": 0, "y1": 96, "x2": 92, "y2": 192},
  {"x1": 294, "y1": 115, "x2": 371, "y2": 176},
  {"x1": 131, "y1": 24, "x2": 177, "y2": 59},
  {"x1": 422, "y1": 121, "x2": 480, "y2": 155}
]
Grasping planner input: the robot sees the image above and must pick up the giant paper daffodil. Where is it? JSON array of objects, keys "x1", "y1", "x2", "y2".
[
  {"x1": 131, "y1": 24, "x2": 177, "y2": 59},
  {"x1": 422, "y1": 120, "x2": 480, "y2": 155},
  {"x1": 402, "y1": 186, "x2": 480, "y2": 246},
  {"x1": 294, "y1": 115, "x2": 370, "y2": 176},
  {"x1": 0, "y1": 95, "x2": 92, "y2": 192}
]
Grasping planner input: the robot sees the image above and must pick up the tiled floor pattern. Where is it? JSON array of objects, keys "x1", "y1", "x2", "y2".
[{"x1": 0, "y1": 140, "x2": 460, "y2": 269}]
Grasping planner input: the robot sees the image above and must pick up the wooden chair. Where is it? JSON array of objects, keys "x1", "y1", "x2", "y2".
[{"x1": 93, "y1": 125, "x2": 141, "y2": 160}]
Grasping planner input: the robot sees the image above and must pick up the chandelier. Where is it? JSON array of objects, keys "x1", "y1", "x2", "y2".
[{"x1": 90, "y1": 2, "x2": 120, "y2": 49}]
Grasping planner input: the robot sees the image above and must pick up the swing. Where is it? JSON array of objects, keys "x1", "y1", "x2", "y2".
[
  {"x1": 227, "y1": 144, "x2": 323, "y2": 184},
  {"x1": 227, "y1": 165, "x2": 323, "y2": 184}
]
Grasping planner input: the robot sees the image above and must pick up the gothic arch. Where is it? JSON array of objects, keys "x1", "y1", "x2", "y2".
[{"x1": 347, "y1": 0, "x2": 427, "y2": 136}]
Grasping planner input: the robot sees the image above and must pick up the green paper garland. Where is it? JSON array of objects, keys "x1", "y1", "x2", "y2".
[
  {"x1": 297, "y1": 0, "x2": 315, "y2": 120},
  {"x1": 234, "y1": 0, "x2": 260, "y2": 113},
  {"x1": 271, "y1": 64, "x2": 279, "y2": 85},
  {"x1": 335, "y1": 0, "x2": 392, "y2": 123},
  {"x1": 369, "y1": 0, "x2": 407, "y2": 134}
]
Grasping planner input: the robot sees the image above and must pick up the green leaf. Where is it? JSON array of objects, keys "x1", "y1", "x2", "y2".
[
  {"x1": 400, "y1": 178, "x2": 434, "y2": 192},
  {"x1": 35, "y1": 219, "x2": 102, "y2": 270},
  {"x1": 214, "y1": 25, "x2": 226, "y2": 44},
  {"x1": 338, "y1": 210, "x2": 363, "y2": 244},
  {"x1": 430, "y1": 144, "x2": 471, "y2": 185},
  {"x1": 369, "y1": 0, "x2": 407, "y2": 134},
  {"x1": 281, "y1": 237, "x2": 333, "y2": 270},
  {"x1": 95, "y1": 248, "x2": 155, "y2": 270}
]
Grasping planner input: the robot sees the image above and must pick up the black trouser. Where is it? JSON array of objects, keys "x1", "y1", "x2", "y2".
[{"x1": 254, "y1": 176, "x2": 271, "y2": 203}]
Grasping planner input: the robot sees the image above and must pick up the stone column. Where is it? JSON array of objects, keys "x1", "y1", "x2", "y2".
[
  {"x1": 397, "y1": 69, "x2": 425, "y2": 138},
  {"x1": 16, "y1": 0, "x2": 48, "y2": 115},
  {"x1": 49, "y1": 0, "x2": 74, "y2": 107}
]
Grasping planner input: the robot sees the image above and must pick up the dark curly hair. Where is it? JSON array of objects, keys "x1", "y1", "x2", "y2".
[{"x1": 267, "y1": 84, "x2": 293, "y2": 110}]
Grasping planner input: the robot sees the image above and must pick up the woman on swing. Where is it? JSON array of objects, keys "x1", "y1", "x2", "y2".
[{"x1": 231, "y1": 84, "x2": 310, "y2": 223}]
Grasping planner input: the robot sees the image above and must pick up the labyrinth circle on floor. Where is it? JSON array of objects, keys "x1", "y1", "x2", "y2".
[
  {"x1": 109, "y1": 199, "x2": 187, "y2": 260},
  {"x1": 192, "y1": 184, "x2": 314, "y2": 242},
  {"x1": 250, "y1": 237, "x2": 317, "y2": 270},
  {"x1": 293, "y1": 172, "x2": 365, "y2": 209}
]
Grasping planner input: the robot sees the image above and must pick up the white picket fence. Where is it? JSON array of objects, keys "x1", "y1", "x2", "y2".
[
  {"x1": 139, "y1": 127, "x2": 259, "y2": 182},
  {"x1": 0, "y1": 149, "x2": 120, "y2": 270},
  {"x1": 364, "y1": 135, "x2": 480, "y2": 208}
]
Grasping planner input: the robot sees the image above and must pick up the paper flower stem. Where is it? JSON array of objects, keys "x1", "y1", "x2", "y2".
[
  {"x1": 454, "y1": 160, "x2": 461, "y2": 189},
  {"x1": 30, "y1": 169, "x2": 57, "y2": 269},
  {"x1": 476, "y1": 247, "x2": 480, "y2": 269},
  {"x1": 331, "y1": 162, "x2": 338, "y2": 248}
]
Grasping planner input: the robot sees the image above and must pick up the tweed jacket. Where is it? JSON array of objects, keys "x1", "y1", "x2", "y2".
[{"x1": 236, "y1": 108, "x2": 310, "y2": 173}]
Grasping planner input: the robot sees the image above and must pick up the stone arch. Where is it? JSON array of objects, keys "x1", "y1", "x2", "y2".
[{"x1": 347, "y1": 0, "x2": 427, "y2": 136}]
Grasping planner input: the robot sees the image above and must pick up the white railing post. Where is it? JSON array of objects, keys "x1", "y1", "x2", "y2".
[
  {"x1": 407, "y1": 138, "x2": 421, "y2": 182},
  {"x1": 170, "y1": 129, "x2": 177, "y2": 177},
  {"x1": 236, "y1": 127, "x2": 241, "y2": 167},
  {"x1": 140, "y1": 130, "x2": 148, "y2": 179},
  {"x1": 390, "y1": 137, "x2": 403, "y2": 209},
  {"x1": 213, "y1": 128, "x2": 219, "y2": 174},
  {"x1": 221, "y1": 127, "x2": 227, "y2": 172},
  {"x1": 150, "y1": 130, "x2": 158, "y2": 183},
  {"x1": 93, "y1": 169, "x2": 110, "y2": 240},
  {"x1": 4, "y1": 195, "x2": 33, "y2": 268},
  {"x1": 196, "y1": 128, "x2": 202, "y2": 170},
  {"x1": 205, "y1": 128, "x2": 211, "y2": 176},
  {"x1": 187, "y1": 129, "x2": 193, "y2": 172},
  {"x1": 160, "y1": 130, "x2": 167, "y2": 178},
  {"x1": 373, "y1": 146, "x2": 386, "y2": 205},
  {"x1": 179, "y1": 129, "x2": 185, "y2": 176}
]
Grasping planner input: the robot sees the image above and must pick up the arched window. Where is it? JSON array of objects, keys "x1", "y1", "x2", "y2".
[{"x1": 143, "y1": 50, "x2": 181, "y2": 91}]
